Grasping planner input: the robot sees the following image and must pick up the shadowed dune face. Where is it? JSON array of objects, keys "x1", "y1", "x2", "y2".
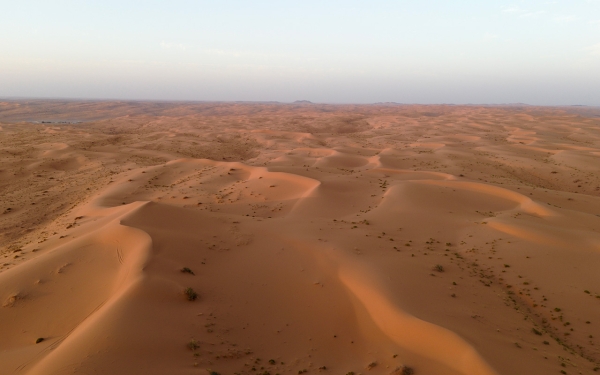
[{"x1": 1, "y1": 102, "x2": 600, "y2": 375}]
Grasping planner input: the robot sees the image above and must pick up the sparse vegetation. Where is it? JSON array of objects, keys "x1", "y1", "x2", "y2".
[
  {"x1": 181, "y1": 267, "x2": 195, "y2": 275},
  {"x1": 184, "y1": 287, "x2": 198, "y2": 301},
  {"x1": 433, "y1": 264, "x2": 444, "y2": 272},
  {"x1": 187, "y1": 338, "x2": 200, "y2": 350},
  {"x1": 391, "y1": 366, "x2": 415, "y2": 375},
  {"x1": 35, "y1": 337, "x2": 44, "y2": 344}
]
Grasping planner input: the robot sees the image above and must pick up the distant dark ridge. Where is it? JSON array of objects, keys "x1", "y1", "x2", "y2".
[{"x1": 293, "y1": 100, "x2": 313, "y2": 104}]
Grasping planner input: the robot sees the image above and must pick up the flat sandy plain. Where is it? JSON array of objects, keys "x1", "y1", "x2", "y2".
[{"x1": 1, "y1": 100, "x2": 600, "y2": 375}]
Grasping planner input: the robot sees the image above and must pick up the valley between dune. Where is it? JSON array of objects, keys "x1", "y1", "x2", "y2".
[{"x1": 1, "y1": 100, "x2": 600, "y2": 375}]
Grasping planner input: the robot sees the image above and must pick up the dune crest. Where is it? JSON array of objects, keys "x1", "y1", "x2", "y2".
[{"x1": 336, "y1": 259, "x2": 498, "y2": 375}]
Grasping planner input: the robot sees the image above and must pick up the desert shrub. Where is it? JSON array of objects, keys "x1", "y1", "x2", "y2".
[
  {"x1": 181, "y1": 267, "x2": 195, "y2": 275},
  {"x1": 391, "y1": 366, "x2": 414, "y2": 375},
  {"x1": 184, "y1": 287, "x2": 198, "y2": 301},
  {"x1": 188, "y1": 338, "x2": 200, "y2": 350}
]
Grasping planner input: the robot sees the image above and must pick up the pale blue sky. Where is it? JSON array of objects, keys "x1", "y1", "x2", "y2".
[{"x1": 1, "y1": 1, "x2": 599, "y2": 104}]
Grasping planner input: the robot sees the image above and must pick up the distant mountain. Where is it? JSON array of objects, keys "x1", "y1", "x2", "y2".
[{"x1": 293, "y1": 100, "x2": 313, "y2": 104}]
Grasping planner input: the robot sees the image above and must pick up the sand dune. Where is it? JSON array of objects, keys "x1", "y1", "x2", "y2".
[{"x1": 1, "y1": 101, "x2": 600, "y2": 374}]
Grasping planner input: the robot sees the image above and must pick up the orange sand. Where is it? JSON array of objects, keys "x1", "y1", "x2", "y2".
[{"x1": 1, "y1": 101, "x2": 600, "y2": 374}]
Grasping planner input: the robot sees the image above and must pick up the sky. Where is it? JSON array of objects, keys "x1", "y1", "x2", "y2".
[{"x1": 1, "y1": 0, "x2": 599, "y2": 105}]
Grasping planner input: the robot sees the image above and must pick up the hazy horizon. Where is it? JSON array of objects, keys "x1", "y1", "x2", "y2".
[
  {"x1": 2, "y1": 1, "x2": 599, "y2": 105},
  {"x1": 1, "y1": 96, "x2": 598, "y2": 107}
]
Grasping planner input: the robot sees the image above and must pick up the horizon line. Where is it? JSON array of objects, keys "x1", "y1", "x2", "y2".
[{"x1": 0, "y1": 96, "x2": 597, "y2": 108}]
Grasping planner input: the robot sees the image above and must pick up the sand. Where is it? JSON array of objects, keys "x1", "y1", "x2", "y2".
[{"x1": 1, "y1": 100, "x2": 600, "y2": 375}]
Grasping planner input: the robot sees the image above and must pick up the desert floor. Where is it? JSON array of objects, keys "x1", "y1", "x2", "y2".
[{"x1": 1, "y1": 100, "x2": 600, "y2": 375}]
